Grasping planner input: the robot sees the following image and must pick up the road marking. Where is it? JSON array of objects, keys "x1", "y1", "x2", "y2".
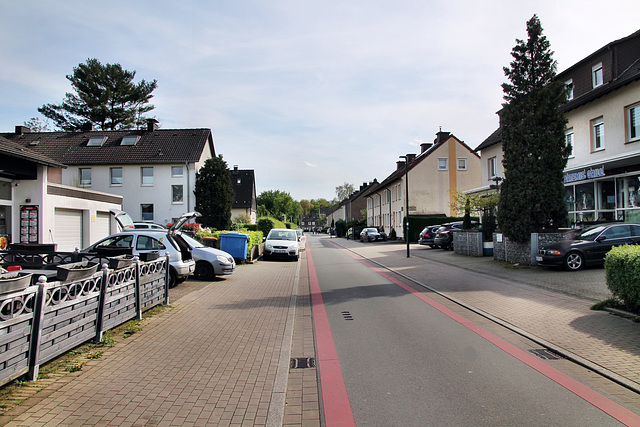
[
  {"x1": 307, "y1": 245, "x2": 356, "y2": 427},
  {"x1": 324, "y1": 239, "x2": 640, "y2": 426}
]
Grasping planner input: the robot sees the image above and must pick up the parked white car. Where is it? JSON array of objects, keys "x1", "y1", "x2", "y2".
[
  {"x1": 263, "y1": 228, "x2": 300, "y2": 261},
  {"x1": 82, "y1": 211, "x2": 199, "y2": 287},
  {"x1": 296, "y1": 229, "x2": 306, "y2": 251}
]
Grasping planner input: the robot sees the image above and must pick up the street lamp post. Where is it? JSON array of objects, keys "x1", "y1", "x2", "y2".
[{"x1": 400, "y1": 155, "x2": 410, "y2": 258}]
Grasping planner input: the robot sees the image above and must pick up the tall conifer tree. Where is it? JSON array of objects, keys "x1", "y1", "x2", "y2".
[
  {"x1": 497, "y1": 15, "x2": 571, "y2": 242},
  {"x1": 195, "y1": 155, "x2": 234, "y2": 229}
]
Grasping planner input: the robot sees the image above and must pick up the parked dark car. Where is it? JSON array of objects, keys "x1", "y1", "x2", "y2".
[
  {"x1": 360, "y1": 227, "x2": 384, "y2": 242},
  {"x1": 418, "y1": 225, "x2": 441, "y2": 248},
  {"x1": 537, "y1": 223, "x2": 640, "y2": 271},
  {"x1": 433, "y1": 221, "x2": 479, "y2": 250}
]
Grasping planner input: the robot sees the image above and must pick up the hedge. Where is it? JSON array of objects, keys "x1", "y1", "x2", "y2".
[{"x1": 604, "y1": 245, "x2": 640, "y2": 311}]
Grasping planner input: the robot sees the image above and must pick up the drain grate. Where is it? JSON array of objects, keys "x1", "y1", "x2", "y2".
[
  {"x1": 291, "y1": 357, "x2": 316, "y2": 369},
  {"x1": 529, "y1": 349, "x2": 563, "y2": 360},
  {"x1": 341, "y1": 311, "x2": 354, "y2": 321}
]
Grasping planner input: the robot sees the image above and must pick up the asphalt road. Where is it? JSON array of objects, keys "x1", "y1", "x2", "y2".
[{"x1": 308, "y1": 234, "x2": 632, "y2": 426}]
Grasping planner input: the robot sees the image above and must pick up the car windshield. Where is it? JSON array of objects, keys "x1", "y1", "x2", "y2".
[
  {"x1": 179, "y1": 233, "x2": 205, "y2": 248},
  {"x1": 268, "y1": 230, "x2": 297, "y2": 241},
  {"x1": 365, "y1": 228, "x2": 377, "y2": 233},
  {"x1": 575, "y1": 225, "x2": 607, "y2": 241}
]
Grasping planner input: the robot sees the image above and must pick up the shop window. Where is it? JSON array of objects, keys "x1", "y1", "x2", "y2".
[
  {"x1": 575, "y1": 183, "x2": 595, "y2": 211},
  {"x1": 597, "y1": 181, "x2": 616, "y2": 210},
  {"x1": 617, "y1": 175, "x2": 640, "y2": 209}
]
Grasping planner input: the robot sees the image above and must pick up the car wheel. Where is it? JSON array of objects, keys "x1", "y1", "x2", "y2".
[
  {"x1": 564, "y1": 252, "x2": 584, "y2": 271},
  {"x1": 168, "y1": 269, "x2": 178, "y2": 288},
  {"x1": 429, "y1": 244, "x2": 437, "y2": 249},
  {"x1": 194, "y1": 261, "x2": 215, "y2": 280}
]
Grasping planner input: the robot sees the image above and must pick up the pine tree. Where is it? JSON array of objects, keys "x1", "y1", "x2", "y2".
[
  {"x1": 497, "y1": 15, "x2": 571, "y2": 242},
  {"x1": 195, "y1": 155, "x2": 234, "y2": 229},
  {"x1": 38, "y1": 58, "x2": 157, "y2": 131}
]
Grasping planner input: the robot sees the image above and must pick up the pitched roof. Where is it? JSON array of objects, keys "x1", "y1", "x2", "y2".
[
  {"x1": 230, "y1": 168, "x2": 256, "y2": 209},
  {"x1": 0, "y1": 128, "x2": 214, "y2": 165},
  {"x1": 0, "y1": 135, "x2": 66, "y2": 168},
  {"x1": 473, "y1": 127, "x2": 502, "y2": 152}
]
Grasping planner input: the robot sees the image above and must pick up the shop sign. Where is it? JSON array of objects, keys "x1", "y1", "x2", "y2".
[{"x1": 563, "y1": 166, "x2": 605, "y2": 183}]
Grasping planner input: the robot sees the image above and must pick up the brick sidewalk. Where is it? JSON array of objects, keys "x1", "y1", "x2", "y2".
[{"x1": 1, "y1": 253, "x2": 319, "y2": 426}]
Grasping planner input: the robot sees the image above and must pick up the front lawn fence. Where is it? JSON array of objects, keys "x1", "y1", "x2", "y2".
[
  {"x1": 0, "y1": 250, "x2": 169, "y2": 386},
  {"x1": 604, "y1": 245, "x2": 640, "y2": 311}
]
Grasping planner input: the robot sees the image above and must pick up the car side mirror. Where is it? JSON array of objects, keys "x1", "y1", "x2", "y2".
[{"x1": 596, "y1": 235, "x2": 606, "y2": 242}]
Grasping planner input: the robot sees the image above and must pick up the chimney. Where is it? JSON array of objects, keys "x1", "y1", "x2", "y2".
[
  {"x1": 406, "y1": 154, "x2": 416, "y2": 163},
  {"x1": 420, "y1": 142, "x2": 433, "y2": 153},
  {"x1": 435, "y1": 130, "x2": 450, "y2": 144},
  {"x1": 233, "y1": 165, "x2": 239, "y2": 174},
  {"x1": 397, "y1": 160, "x2": 405, "y2": 170},
  {"x1": 147, "y1": 118, "x2": 159, "y2": 132},
  {"x1": 15, "y1": 126, "x2": 30, "y2": 135},
  {"x1": 81, "y1": 122, "x2": 94, "y2": 132}
]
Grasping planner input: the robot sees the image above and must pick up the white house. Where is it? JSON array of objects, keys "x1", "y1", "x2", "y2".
[{"x1": 2, "y1": 120, "x2": 215, "y2": 228}]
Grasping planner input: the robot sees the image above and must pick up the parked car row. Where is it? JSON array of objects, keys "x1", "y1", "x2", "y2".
[
  {"x1": 82, "y1": 210, "x2": 236, "y2": 287},
  {"x1": 419, "y1": 221, "x2": 478, "y2": 251}
]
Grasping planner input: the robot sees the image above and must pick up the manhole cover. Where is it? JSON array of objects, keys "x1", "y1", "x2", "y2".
[
  {"x1": 529, "y1": 349, "x2": 562, "y2": 360},
  {"x1": 291, "y1": 357, "x2": 316, "y2": 369}
]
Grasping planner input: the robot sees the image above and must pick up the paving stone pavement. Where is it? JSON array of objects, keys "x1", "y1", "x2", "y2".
[{"x1": 0, "y1": 253, "x2": 319, "y2": 427}]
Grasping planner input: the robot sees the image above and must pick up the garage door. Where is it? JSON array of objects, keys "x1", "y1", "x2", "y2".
[
  {"x1": 95, "y1": 211, "x2": 111, "y2": 241},
  {"x1": 54, "y1": 208, "x2": 83, "y2": 252}
]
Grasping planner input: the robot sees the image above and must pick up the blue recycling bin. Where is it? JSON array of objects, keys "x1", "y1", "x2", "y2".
[{"x1": 219, "y1": 232, "x2": 250, "y2": 260}]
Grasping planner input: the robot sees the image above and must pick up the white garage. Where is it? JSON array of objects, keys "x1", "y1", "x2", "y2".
[{"x1": 54, "y1": 208, "x2": 83, "y2": 252}]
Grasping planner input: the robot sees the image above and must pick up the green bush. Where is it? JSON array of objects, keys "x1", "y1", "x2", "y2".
[
  {"x1": 604, "y1": 245, "x2": 640, "y2": 311},
  {"x1": 335, "y1": 219, "x2": 347, "y2": 237}
]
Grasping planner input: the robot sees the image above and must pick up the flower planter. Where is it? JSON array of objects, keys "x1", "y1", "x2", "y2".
[
  {"x1": 108, "y1": 255, "x2": 135, "y2": 270},
  {"x1": 56, "y1": 262, "x2": 99, "y2": 282},
  {"x1": 0, "y1": 272, "x2": 33, "y2": 294},
  {"x1": 139, "y1": 252, "x2": 160, "y2": 262}
]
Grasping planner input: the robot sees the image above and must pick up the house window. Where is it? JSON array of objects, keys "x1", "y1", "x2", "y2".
[
  {"x1": 565, "y1": 79, "x2": 574, "y2": 100},
  {"x1": 592, "y1": 63, "x2": 603, "y2": 88},
  {"x1": 121, "y1": 136, "x2": 140, "y2": 146},
  {"x1": 565, "y1": 129, "x2": 574, "y2": 158},
  {"x1": 627, "y1": 102, "x2": 640, "y2": 142},
  {"x1": 172, "y1": 185, "x2": 184, "y2": 203},
  {"x1": 171, "y1": 166, "x2": 183, "y2": 177},
  {"x1": 438, "y1": 158, "x2": 448, "y2": 171},
  {"x1": 79, "y1": 168, "x2": 91, "y2": 187},
  {"x1": 488, "y1": 157, "x2": 497, "y2": 179},
  {"x1": 110, "y1": 167, "x2": 122, "y2": 185},
  {"x1": 141, "y1": 204, "x2": 154, "y2": 221},
  {"x1": 457, "y1": 158, "x2": 467, "y2": 171},
  {"x1": 141, "y1": 167, "x2": 154, "y2": 185},
  {"x1": 591, "y1": 117, "x2": 605, "y2": 151}
]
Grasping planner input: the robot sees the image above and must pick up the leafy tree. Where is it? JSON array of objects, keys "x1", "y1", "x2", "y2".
[
  {"x1": 195, "y1": 155, "x2": 234, "y2": 229},
  {"x1": 497, "y1": 15, "x2": 570, "y2": 242},
  {"x1": 256, "y1": 190, "x2": 302, "y2": 224},
  {"x1": 335, "y1": 182, "x2": 355, "y2": 202},
  {"x1": 38, "y1": 58, "x2": 158, "y2": 131},
  {"x1": 300, "y1": 199, "x2": 313, "y2": 215}
]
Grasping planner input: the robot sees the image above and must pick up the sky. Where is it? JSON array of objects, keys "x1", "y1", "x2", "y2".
[{"x1": 1, "y1": 1, "x2": 640, "y2": 201}]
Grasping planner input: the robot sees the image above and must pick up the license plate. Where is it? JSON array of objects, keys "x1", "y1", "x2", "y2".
[
  {"x1": 536, "y1": 256, "x2": 543, "y2": 262},
  {"x1": 275, "y1": 249, "x2": 287, "y2": 254}
]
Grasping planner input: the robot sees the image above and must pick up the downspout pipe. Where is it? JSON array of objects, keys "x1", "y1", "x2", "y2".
[{"x1": 185, "y1": 162, "x2": 190, "y2": 211}]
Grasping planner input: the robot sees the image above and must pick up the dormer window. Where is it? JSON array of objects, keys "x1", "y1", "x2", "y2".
[
  {"x1": 592, "y1": 63, "x2": 603, "y2": 88},
  {"x1": 87, "y1": 136, "x2": 107, "y2": 147},
  {"x1": 121, "y1": 135, "x2": 140, "y2": 146},
  {"x1": 565, "y1": 79, "x2": 573, "y2": 100}
]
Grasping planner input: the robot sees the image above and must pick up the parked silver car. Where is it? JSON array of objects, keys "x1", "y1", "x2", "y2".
[
  {"x1": 178, "y1": 233, "x2": 236, "y2": 280},
  {"x1": 82, "y1": 211, "x2": 199, "y2": 287}
]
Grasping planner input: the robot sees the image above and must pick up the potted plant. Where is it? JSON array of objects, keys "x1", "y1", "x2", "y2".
[
  {"x1": 139, "y1": 251, "x2": 160, "y2": 262},
  {"x1": 0, "y1": 271, "x2": 34, "y2": 294},
  {"x1": 56, "y1": 261, "x2": 100, "y2": 282},
  {"x1": 108, "y1": 254, "x2": 136, "y2": 270}
]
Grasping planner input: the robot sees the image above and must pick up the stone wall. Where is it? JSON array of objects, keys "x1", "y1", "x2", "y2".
[
  {"x1": 453, "y1": 230, "x2": 483, "y2": 257},
  {"x1": 493, "y1": 232, "x2": 567, "y2": 265}
]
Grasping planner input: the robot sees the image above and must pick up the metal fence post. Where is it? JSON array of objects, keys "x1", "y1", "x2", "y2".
[
  {"x1": 27, "y1": 277, "x2": 47, "y2": 381},
  {"x1": 135, "y1": 257, "x2": 143, "y2": 320},
  {"x1": 94, "y1": 263, "x2": 109, "y2": 343},
  {"x1": 164, "y1": 254, "x2": 170, "y2": 306}
]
